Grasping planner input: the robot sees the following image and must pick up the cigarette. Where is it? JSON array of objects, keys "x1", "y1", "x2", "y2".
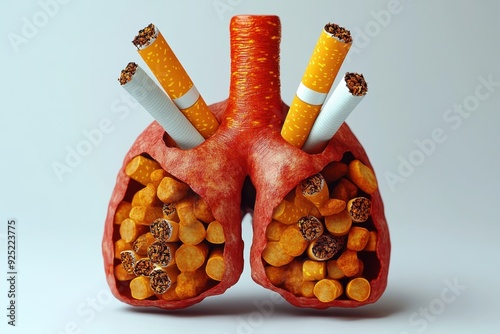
[
  {"x1": 331, "y1": 178, "x2": 358, "y2": 202},
  {"x1": 132, "y1": 232, "x2": 156, "y2": 255},
  {"x1": 135, "y1": 183, "x2": 162, "y2": 207},
  {"x1": 133, "y1": 24, "x2": 219, "y2": 139},
  {"x1": 317, "y1": 198, "x2": 346, "y2": 216},
  {"x1": 347, "y1": 197, "x2": 371, "y2": 223},
  {"x1": 336, "y1": 249, "x2": 360, "y2": 277},
  {"x1": 347, "y1": 226, "x2": 370, "y2": 251},
  {"x1": 301, "y1": 281, "x2": 316, "y2": 298},
  {"x1": 114, "y1": 201, "x2": 132, "y2": 225},
  {"x1": 160, "y1": 283, "x2": 180, "y2": 301},
  {"x1": 313, "y1": 279, "x2": 343, "y2": 302},
  {"x1": 363, "y1": 231, "x2": 378, "y2": 252},
  {"x1": 125, "y1": 155, "x2": 162, "y2": 186},
  {"x1": 279, "y1": 225, "x2": 309, "y2": 257},
  {"x1": 175, "y1": 196, "x2": 199, "y2": 225},
  {"x1": 179, "y1": 219, "x2": 206, "y2": 246},
  {"x1": 149, "y1": 266, "x2": 179, "y2": 294},
  {"x1": 262, "y1": 241, "x2": 294, "y2": 267},
  {"x1": 281, "y1": 23, "x2": 352, "y2": 148},
  {"x1": 272, "y1": 199, "x2": 304, "y2": 225},
  {"x1": 346, "y1": 277, "x2": 371, "y2": 302},
  {"x1": 130, "y1": 276, "x2": 155, "y2": 300},
  {"x1": 206, "y1": 221, "x2": 226, "y2": 244},
  {"x1": 119, "y1": 218, "x2": 148, "y2": 243},
  {"x1": 348, "y1": 159, "x2": 378, "y2": 194},
  {"x1": 129, "y1": 206, "x2": 163, "y2": 226},
  {"x1": 297, "y1": 215, "x2": 324, "y2": 241},
  {"x1": 283, "y1": 260, "x2": 304, "y2": 296},
  {"x1": 147, "y1": 240, "x2": 178, "y2": 267},
  {"x1": 133, "y1": 258, "x2": 155, "y2": 276},
  {"x1": 265, "y1": 220, "x2": 288, "y2": 241},
  {"x1": 324, "y1": 210, "x2": 352, "y2": 236},
  {"x1": 175, "y1": 243, "x2": 209, "y2": 272},
  {"x1": 307, "y1": 234, "x2": 346, "y2": 261},
  {"x1": 302, "y1": 72, "x2": 368, "y2": 153},
  {"x1": 321, "y1": 161, "x2": 348, "y2": 184},
  {"x1": 150, "y1": 168, "x2": 171, "y2": 187},
  {"x1": 176, "y1": 268, "x2": 209, "y2": 299},
  {"x1": 302, "y1": 260, "x2": 326, "y2": 281},
  {"x1": 119, "y1": 62, "x2": 205, "y2": 150},
  {"x1": 300, "y1": 173, "x2": 329, "y2": 209},
  {"x1": 293, "y1": 185, "x2": 315, "y2": 216},
  {"x1": 265, "y1": 265, "x2": 288, "y2": 286},
  {"x1": 157, "y1": 176, "x2": 191, "y2": 204},
  {"x1": 205, "y1": 248, "x2": 225, "y2": 281},
  {"x1": 326, "y1": 260, "x2": 345, "y2": 279},
  {"x1": 162, "y1": 203, "x2": 179, "y2": 221},
  {"x1": 114, "y1": 239, "x2": 132, "y2": 260},
  {"x1": 150, "y1": 218, "x2": 180, "y2": 242},
  {"x1": 193, "y1": 196, "x2": 215, "y2": 223},
  {"x1": 114, "y1": 263, "x2": 136, "y2": 281},
  {"x1": 120, "y1": 250, "x2": 139, "y2": 275}
]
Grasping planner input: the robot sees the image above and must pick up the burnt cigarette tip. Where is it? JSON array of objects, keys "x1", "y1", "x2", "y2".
[
  {"x1": 345, "y1": 72, "x2": 368, "y2": 96},
  {"x1": 324, "y1": 22, "x2": 352, "y2": 43},
  {"x1": 118, "y1": 62, "x2": 138, "y2": 85},
  {"x1": 132, "y1": 23, "x2": 157, "y2": 49}
]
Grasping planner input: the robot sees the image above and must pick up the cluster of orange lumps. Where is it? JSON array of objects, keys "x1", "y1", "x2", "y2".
[
  {"x1": 263, "y1": 155, "x2": 378, "y2": 302},
  {"x1": 113, "y1": 155, "x2": 225, "y2": 301}
]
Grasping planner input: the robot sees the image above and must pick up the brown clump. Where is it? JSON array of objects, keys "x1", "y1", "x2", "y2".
[
  {"x1": 324, "y1": 23, "x2": 352, "y2": 43},
  {"x1": 132, "y1": 23, "x2": 157, "y2": 49},
  {"x1": 345, "y1": 72, "x2": 368, "y2": 96},
  {"x1": 118, "y1": 62, "x2": 138, "y2": 85}
]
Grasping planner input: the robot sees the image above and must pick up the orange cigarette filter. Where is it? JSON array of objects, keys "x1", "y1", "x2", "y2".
[
  {"x1": 133, "y1": 24, "x2": 219, "y2": 138},
  {"x1": 281, "y1": 23, "x2": 352, "y2": 148}
]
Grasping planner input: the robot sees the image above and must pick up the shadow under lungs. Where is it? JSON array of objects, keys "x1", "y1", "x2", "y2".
[
  {"x1": 123, "y1": 288, "x2": 410, "y2": 319},
  {"x1": 124, "y1": 293, "x2": 270, "y2": 317}
]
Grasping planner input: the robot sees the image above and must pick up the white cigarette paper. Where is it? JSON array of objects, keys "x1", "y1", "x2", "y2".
[
  {"x1": 121, "y1": 65, "x2": 205, "y2": 150},
  {"x1": 302, "y1": 75, "x2": 367, "y2": 154}
]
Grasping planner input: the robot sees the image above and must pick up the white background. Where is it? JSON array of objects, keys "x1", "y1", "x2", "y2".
[{"x1": 1, "y1": 0, "x2": 499, "y2": 333}]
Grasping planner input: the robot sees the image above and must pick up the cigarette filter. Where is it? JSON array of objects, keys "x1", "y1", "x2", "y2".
[
  {"x1": 120, "y1": 63, "x2": 204, "y2": 149},
  {"x1": 302, "y1": 73, "x2": 367, "y2": 153},
  {"x1": 281, "y1": 23, "x2": 352, "y2": 148},
  {"x1": 133, "y1": 24, "x2": 219, "y2": 138}
]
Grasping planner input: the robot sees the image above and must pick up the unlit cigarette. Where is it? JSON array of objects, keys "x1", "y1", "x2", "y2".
[
  {"x1": 346, "y1": 277, "x2": 371, "y2": 302},
  {"x1": 313, "y1": 278, "x2": 343, "y2": 302},
  {"x1": 132, "y1": 232, "x2": 156, "y2": 255},
  {"x1": 130, "y1": 276, "x2": 155, "y2": 300},
  {"x1": 119, "y1": 62, "x2": 204, "y2": 149},
  {"x1": 175, "y1": 243, "x2": 209, "y2": 272},
  {"x1": 125, "y1": 155, "x2": 161, "y2": 186},
  {"x1": 303, "y1": 260, "x2": 326, "y2": 281},
  {"x1": 133, "y1": 24, "x2": 219, "y2": 138},
  {"x1": 281, "y1": 23, "x2": 352, "y2": 148},
  {"x1": 205, "y1": 248, "x2": 225, "y2": 281},
  {"x1": 303, "y1": 72, "x2": 368, "y2": 153}
]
